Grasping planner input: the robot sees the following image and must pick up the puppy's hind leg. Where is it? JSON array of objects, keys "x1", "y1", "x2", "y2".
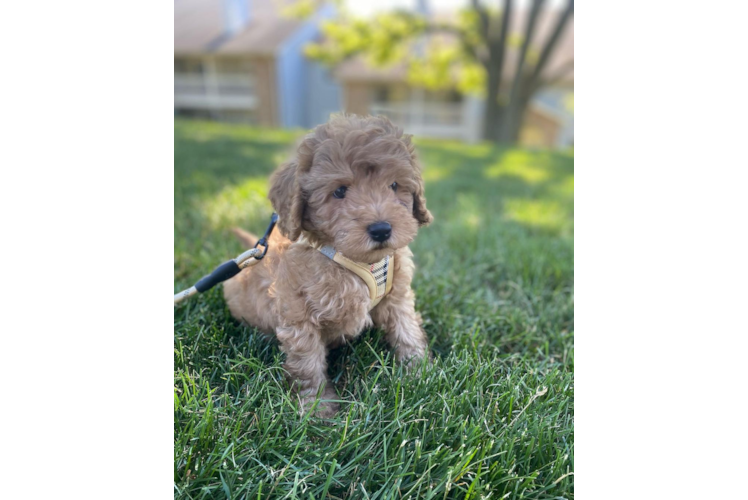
[{"x1": 277, "y1": 324, "x2": 339, "y2": 418}]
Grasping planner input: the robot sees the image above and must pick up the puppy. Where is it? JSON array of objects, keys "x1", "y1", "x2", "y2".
[{"x1": 223, "y1": 114, "x2": 433, "y2": 417}]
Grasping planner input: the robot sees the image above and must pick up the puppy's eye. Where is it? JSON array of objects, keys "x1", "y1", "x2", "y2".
[
  {"x1": 333, "y1": 186, "x2": 347, "y2": 199},
  {"x1": 390, "y1": 182, "x2": 398, "y2": 192}
]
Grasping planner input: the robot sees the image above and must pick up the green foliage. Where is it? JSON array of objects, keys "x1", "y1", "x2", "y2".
[
  {"x1": 282, "y1": 0, "x2": 318, "y2": 19},
  {"x1": 457, "y1": 9, "x2": 483, "y2": 51},
  {"x1": 407, "y1": 42, "x2": 487, "y2": 95},
  {"x1": 306, "y1": 12, "x2": 427, "y2": 66},
  {"x1": 174, "y1": 119, "x2": 574, "y2": 498},
  {"x1": 305, "y1": 10, "x2": 488, "y2": 93}
]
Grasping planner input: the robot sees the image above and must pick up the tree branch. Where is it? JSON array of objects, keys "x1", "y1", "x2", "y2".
[
  {"x1": 536, "y1": 65, "x2": 570, "y2": 90},
  {"x1": 514, "y1": 7, "x2": 571, "y2": 140},
  {"x1": 470, "y1": 0, "x2": 490, "y2": 41},
  {"x1": 507, "y1": 0, "x2": 545, "y2": 108},
  {"x1": 526, "y1": 0, "x2": 573, "y2": 92},
  {"x1": 489, "y1": 0, "x2": 512, "y2": 82}
]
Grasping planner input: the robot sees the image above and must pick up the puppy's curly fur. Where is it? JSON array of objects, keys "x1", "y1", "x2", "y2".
[{"x1": 224, "y1": 115, "x2": 433, "y2": 417}]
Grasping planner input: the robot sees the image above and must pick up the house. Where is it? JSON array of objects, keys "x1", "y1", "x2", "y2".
[
  {"x1": 175, "y1": 1, "x2": 573, "y2": 148},
  {"x1": 335, "y1": 59, "x2": 563, "y2": 147},
  {"x1": 174, "y1": 0, "x2": 341, "y2": 128}
]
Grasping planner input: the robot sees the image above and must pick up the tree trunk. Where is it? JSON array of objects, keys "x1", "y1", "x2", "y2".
[
  {"x1": 482, "y1": 64, "x2": 502, "y2": 141},
  {"x1": 487, "y1": 92, "x2": 528, "y2": 145},
  {"x1": 510, "y1": 2, "x2": 573, "y2": 145},
  {"x1": 508, "y1": 96, "x2": 530, "y2": 143},
  {"x1": 479, "y1": 0, "x2": 513, "y2": 142},
  {"x1": 495, "y1": 101, "x2": 527, "y2": 144},
  {"x1": 500, "y1": 0, "x2": 545, "y2": 142}
]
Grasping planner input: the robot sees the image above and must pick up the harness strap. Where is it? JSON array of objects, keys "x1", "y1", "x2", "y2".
[{"x1": 318, "y1": 245, "x2": 394, "y2": 310}]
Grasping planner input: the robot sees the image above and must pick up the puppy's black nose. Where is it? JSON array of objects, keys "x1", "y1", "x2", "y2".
[{"x1": 367, "y1": 221, "x2": 392, "y2": 242}]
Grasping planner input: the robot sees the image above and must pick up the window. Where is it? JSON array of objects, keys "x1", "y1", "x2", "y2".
[{"x1": 174, "y1": 58, "x2": 204, "y2": 75}]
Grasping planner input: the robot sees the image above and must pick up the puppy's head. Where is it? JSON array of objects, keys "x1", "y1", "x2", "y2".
[{"x1": 269, "y1": 114, "x2": 432, "y2": 262}]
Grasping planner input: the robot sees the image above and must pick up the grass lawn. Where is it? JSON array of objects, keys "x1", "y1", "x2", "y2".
[{"x1": 174, "y1": 119, "x2": 574, "y2": 499}]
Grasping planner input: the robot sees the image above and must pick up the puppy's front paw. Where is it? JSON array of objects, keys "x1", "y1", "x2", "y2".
[
  {"x1": 395, "y1": 345, "x2": 431, "y2": 370},
  {"x1": 300, "y1": 387, "x2": 340, "y2": 418}
]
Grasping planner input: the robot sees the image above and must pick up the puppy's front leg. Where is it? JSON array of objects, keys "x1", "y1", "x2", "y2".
[
  {"x1": 276, "y1": 324, "x2": 339, "y2": 417},
  {"x1": 371, "y1": 287, "x2": 429, "y2": 368}
]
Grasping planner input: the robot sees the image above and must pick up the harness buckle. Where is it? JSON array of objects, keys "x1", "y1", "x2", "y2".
[{"x1": 253, "y1": 212, "x2": 279, "y2": 260}]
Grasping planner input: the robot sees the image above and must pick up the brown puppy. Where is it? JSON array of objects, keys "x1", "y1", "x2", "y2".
[{"x1": 223, "y1": 114, "x2": 433, "y2": 417}]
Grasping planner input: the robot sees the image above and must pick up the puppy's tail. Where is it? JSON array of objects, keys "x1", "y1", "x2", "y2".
[{"x1": 231, "y1": 227, "x2": 258, "y2": 248}]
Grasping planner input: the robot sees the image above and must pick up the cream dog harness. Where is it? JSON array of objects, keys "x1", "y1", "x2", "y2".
[{"x1": 318, "y1": 245, "x2": 394, "y2": 309}]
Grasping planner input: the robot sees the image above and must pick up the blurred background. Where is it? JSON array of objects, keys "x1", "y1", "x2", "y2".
[
  {"x1": 174, "y1": 0, "x2": 748, "y2": 147},
  {"x1": 174, "y1": 0, "x2": 573, "y2": 148},
  {"x1": 174, "y1": 0, "x2": 748, "y2": 498}
]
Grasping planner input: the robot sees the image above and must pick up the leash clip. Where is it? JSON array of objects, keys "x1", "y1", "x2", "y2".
[{"x1": 253, "y1": 212, "x2": 278, "y2": 260}]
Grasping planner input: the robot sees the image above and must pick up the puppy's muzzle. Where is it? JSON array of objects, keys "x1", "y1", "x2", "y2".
[{"x1": 367, "y1": 221, "x2": 392, "y2": 243}]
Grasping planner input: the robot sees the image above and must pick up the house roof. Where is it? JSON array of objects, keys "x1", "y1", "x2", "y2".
[
  {"x1": 215, "y1": 16, "x2": 301, "y2": 56},
  {"x1": 174, "y1": 0, "x2": 225, "y2": 55},
  {"x1": 174, "y1": 0, "x2": 303, "y2": 57}
]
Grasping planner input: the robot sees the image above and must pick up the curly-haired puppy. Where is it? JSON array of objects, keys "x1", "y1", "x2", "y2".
[{"x1": 223, "y1": 114, "x2": 433, "y2": 417}]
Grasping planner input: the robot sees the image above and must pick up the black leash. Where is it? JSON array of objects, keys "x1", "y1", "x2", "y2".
[{"x1": 174, "y1": 213, "x2": 278, "y2": 305}]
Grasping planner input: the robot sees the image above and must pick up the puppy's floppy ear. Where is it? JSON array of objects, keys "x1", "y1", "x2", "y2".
[
  {"x1": 268, "y1": 132, "x2": 322, "y2": 240},
  {"x1": 268, "y1": 160, "x2": 302, "y2": 240},
  {"x1": 403, "y1": 135, "x2": 434, "y2": 226},
  {"x1": 412, "y1": 169, "x2": 433, "y2": 226}
]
